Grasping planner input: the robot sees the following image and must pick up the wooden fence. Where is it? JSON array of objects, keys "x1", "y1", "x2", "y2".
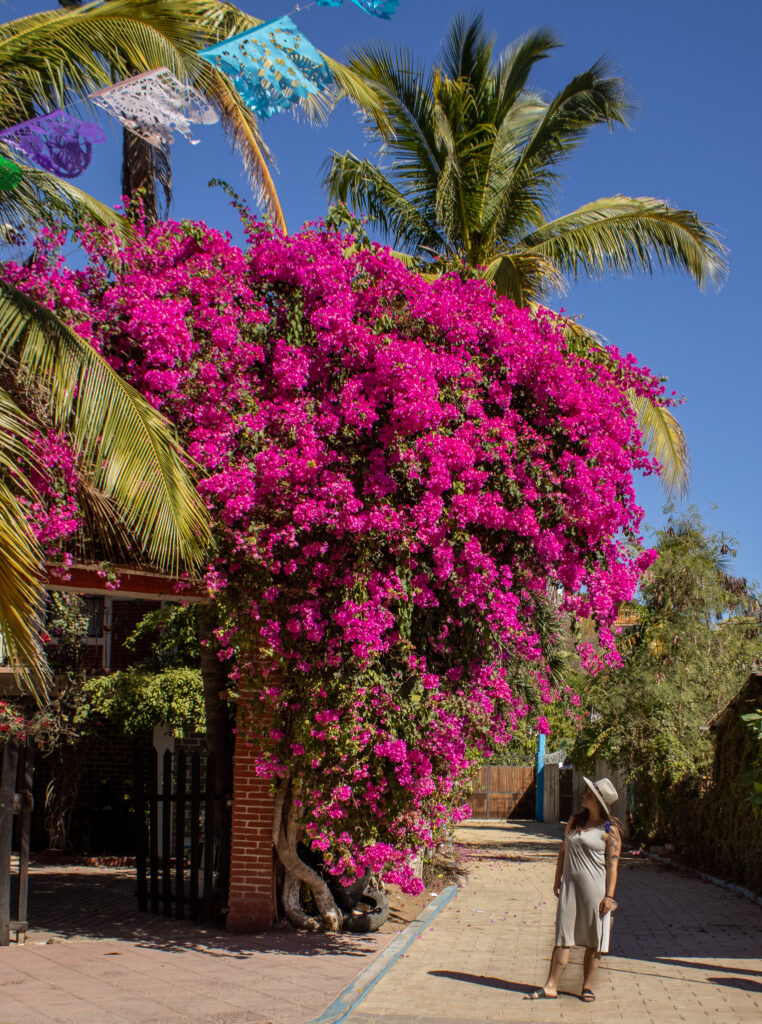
[
  {"x1": 470, "y1": 764, "x2": 535, "y2": 819},
  {"x1": 0, "y1": 738, "x2": 34, "y2": 945},
  {"x1": 134, "y1": 747, "x2": 231, "y2": 925},
  {"x1": 542, "y1": 759, "x2": 630, "y2": 834}
]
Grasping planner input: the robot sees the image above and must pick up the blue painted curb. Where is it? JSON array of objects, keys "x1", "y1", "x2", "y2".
[{"x1": 305, "y1": 884, "x2": 459, "y2": 1024}]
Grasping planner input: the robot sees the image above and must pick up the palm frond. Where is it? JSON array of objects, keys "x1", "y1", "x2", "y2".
[
  {"x1": 0, "y1": 2, "x2": 197, "y2": 113},
  {"x1": 516, "y1": 56, "x2": 632, "y2": 177},
  {"x1": 0, "y1": 385, "x2": 49, "y2": 694},
  {"x1": 194, "y1": 64, "x2": 284, "y2": 230},
  {"x1": 483, "y1": 249, "x2": 565, "y2": 305},
  {"x1": 522, "y1": 195, "x2": 728, "y2": 290},
  {"x1": 438, "y1": 10, "x2": 494, "y2": 87},
  {"x1": 0, "y1": 282, "x2": 212, "y2": 574},
  {"x1": 491, "y1": 28, "x2": 561, "y2": 116},
  {"x1": 629, "y1": 389, "x2": 690, "y2": 497},
  {"x1": 324, "y1": 150, "x2": 446, "y2": 255},
  {"x1": 344, "y1": 41, "x2": 440, "y2": 180},
  {"x1": 530, "y1": 307, "x2": 690, "y2": 495},
  {"x1": 0, "y1": 477, "x2": 48, "y2": 698},
  {"x1": 0, "y1": 384, "x2": 38, "y2": 478},
  {"x1": 322, "y1": 54, "x2": 392, "y2": 140},
  {"x1": 477, "y1": 95, "x2": 549, "y2": 244},
  {"x1": 0, "y1": 160, "x2": 134, "y2": 241}
]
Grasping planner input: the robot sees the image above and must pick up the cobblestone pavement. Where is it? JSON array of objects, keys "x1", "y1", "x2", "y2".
[
  {"x1": 0, "y1": 863, "x2": 395, "y2": 1024},
  {"x1": 347, "y1": 821, "x2": 762, "y2": 1024}
]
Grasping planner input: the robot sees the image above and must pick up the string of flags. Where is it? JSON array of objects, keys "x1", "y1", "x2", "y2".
[
  {"x1": 0, "y1": 1, "x2": 399, "y2": 191},
  {"x1": 316, "y1": 0, "x2": 400, "y2": 19}
]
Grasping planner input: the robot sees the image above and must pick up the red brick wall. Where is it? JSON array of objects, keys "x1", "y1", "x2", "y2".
[
  {"x1": 110, "y1": 599, "x2": 161, "y2": 670},
  {"x1": 226, "y1": 730, "x2": 275, "y2": 932}
]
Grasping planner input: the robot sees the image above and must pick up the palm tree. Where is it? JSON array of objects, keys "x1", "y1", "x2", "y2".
[{"x1": 324, "y1": 12, "x2": 728, "y2": 494}]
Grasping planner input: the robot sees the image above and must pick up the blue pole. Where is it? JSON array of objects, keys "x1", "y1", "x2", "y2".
[{"x1": 536, "y1": 732, "x2": 546, "y2": 822}]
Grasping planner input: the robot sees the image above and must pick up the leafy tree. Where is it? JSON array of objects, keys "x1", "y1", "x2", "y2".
[
  {"x1": 82, "y1": 603, "x2": 205, "y2": 737},
  {"x1": 324, "y1": 11, "x2": 728, "y2": 494},
  {"x1": 571, "y1": 508, "x2": 762, "y2": 835},
  {"x1": 14, "y1": 595, "x2": 204, "y2": 848},
  {"x1": 82, "y1": 667, "x2": 204, "y2": 738}
]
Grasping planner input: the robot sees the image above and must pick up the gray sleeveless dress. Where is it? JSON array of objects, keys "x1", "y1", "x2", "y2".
[{"x1": 555, "y1": 825, "x2": 612, "y2": 952}]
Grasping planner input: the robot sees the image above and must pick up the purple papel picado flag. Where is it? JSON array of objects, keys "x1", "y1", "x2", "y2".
[{"x1": 0, "y1": 111, "x2": 105, "y2": 179}]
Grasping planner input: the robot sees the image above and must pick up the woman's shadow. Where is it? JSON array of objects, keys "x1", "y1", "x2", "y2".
[{"x1": 429, "y1": 970, "x2": 578, "y2": 998}]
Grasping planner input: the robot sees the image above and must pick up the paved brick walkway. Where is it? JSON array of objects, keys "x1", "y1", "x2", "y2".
[
  {"x1": 0, "y1": 864, "x2": 395, "y2": 1024},
  {"x1": 347, "y1": 821, "x2": 762, "y2": 1024},
  {"x1": 3, "y1": 825, "x2": 761, "y2": 1024}
]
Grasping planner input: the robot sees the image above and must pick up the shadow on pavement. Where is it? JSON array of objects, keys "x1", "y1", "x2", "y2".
[
  {"x1": 428, "y1": 970, "x2": 534, "y2": 995},
  {"x1": 21, "y1": 865, "x2": 383, "y2": 958},
  {"x1": 709, "y1": 977, "x2": 762, "y2": 992},
  {"x1": 429, "y1": 971, "x2": 583, "y2": 1000},
  {"x1": 662, "y1": 959, "x2": 762, "y2": 977},
  {"x1": 456, "y1": 821, "x2": 561, "y2": 862}
]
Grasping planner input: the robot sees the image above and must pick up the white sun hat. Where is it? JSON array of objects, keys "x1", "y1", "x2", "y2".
[{"x1": 583, "y1": 776, "x2": 618, "y2": 816}]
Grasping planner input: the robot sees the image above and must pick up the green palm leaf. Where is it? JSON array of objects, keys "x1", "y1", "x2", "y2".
[
  {"x1": 522, "y1": 196, "x2": 728, "y2": 290},
  {"x1": 0, "y1": 159, "x2": 134, "y2": 238},
  {"x1": 0, "y1": 281, "x2": 212, "y2": 574},
  {"x1": 484, "y1": 249, "x2": 565, "y2": 306},
  {"x1": 541, "y1": 310, "x2": 690, "y2": 495},
  {"x1": 325, "y1": 150, "x2": 445, "y2": 255},
  {"x1": 0, "y1": 387, "x2": 50, "y2": 694},
  {"x1": 0, "y1": 477, "x2": 48, "y2": 696},
  {"x1": 629, "y1": 390, "x2": 690, "y2": 497}
]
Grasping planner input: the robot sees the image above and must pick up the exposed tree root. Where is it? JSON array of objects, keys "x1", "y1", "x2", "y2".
[{"x1": 273, "y1": 776, "x2": 342, "y2": 932}]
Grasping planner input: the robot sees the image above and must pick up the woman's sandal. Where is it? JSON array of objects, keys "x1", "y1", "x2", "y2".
[
  {"x1": 524, "y1": 988, "x2": 558, "y2": 1000},
  {"x1": 581, "y1": 989, "x2": 596, "y2": 1002}
]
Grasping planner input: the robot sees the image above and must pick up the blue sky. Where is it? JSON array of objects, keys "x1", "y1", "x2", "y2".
[{"x1": 13, "y1": 0, "x2": 762, "y2": 580}]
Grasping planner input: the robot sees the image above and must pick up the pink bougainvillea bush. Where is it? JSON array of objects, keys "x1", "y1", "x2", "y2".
[{"x1": 2, "y1": 211, "x2": 662, "y2": 924}]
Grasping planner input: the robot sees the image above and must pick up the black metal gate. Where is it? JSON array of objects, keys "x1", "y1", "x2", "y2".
[
  {"x1": 0, "y1": 738, "x2": 34, "y2": 944},
  {"x1": 134, "y1": 747, "x2": 231, "y2": 925}
]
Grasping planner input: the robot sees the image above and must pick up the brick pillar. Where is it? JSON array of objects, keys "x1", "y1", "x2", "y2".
[{"x1": 226, "y1": 729, "x2": 275, "y2": 933}]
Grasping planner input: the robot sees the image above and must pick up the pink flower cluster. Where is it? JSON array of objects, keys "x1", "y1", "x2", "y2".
[
  {"x1": 13, "y1": 429, "x2": 79, "y2": 572},
  {"x1": 2, "y1": 214, "x2": 664, "y2": 890}
]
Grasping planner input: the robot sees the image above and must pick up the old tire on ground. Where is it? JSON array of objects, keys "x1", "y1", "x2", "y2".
[
  {"x1": 341, "y1": 888, "x2": 390, "y2": 933},
  {"x1": 329, "y1": 868, "x2": 373, "y2": 912}
]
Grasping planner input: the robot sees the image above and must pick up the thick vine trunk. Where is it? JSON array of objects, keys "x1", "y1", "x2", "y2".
[{"x1": 273, "y1": 777, "x2": 341, "y2": 932}]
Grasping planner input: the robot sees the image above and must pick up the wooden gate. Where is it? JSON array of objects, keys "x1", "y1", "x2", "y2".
[
  {"x1": 0, "y1": 738, "x2": 34, "y2": 945},
  {"x1": 470, "y1": 764, "x2": 535, "y2": 819},
  {"x1": 134, "y1": 747, "x2": 231, "y2": 925}
]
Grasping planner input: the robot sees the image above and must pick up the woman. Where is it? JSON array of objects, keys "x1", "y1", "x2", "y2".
[{"x1": 525, "y1": 776, "x2": 622, "y2": 1002}]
